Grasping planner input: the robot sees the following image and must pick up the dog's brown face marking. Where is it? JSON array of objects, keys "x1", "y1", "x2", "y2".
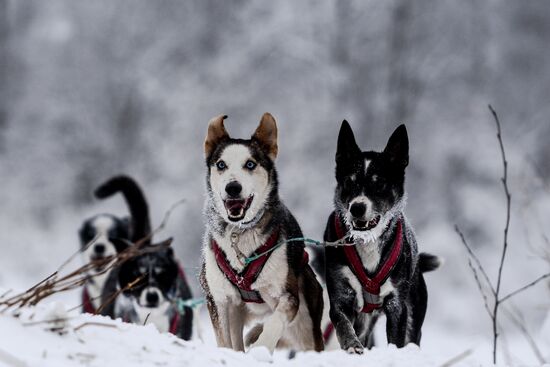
[{"x1": 252, "y1": 113, "x2": 278, "y2": 161}]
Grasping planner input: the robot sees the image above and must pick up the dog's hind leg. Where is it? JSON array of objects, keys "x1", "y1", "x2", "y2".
[
  {"x1": 407, "y1": 273, "x2": 428, "y2": 345},
  {"x1": 384, "y1": 294, "x2": 408, "y2": 348}
]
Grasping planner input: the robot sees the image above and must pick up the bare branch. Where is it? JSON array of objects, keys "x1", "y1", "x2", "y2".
[
  {"x1": 455, "y1": 225, "x2": 495, "y2": 295},
  {"x1": 502, "y1": 306, "x2": 546, "y2": 364},
  {"x1": 488, "y1": 104, "x2": 512, "y2": 364},
  {"x1": 466, "y1": 257, "x2": 493, "y2": 318},
  {"x1": 500, "y1": 273, "x2": 550, "y2": 304},
  {"x1": 439, "y1": 349, "x2": 473, "y2": 367},
  {"x1": 0, "y1": 199, "x2": 184, "y2": 313}
]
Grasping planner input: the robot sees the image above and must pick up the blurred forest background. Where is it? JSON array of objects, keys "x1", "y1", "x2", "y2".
[{"x1": 0, "y1": 1, "x2": 549, "y2": 364}]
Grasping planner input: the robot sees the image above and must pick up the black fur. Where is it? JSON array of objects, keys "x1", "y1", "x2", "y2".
[
  {"x1": 324, "y1": 121, "x2": 439, "y2": 353},
  {"x1": 95, "y1": 175, "x2": 151, "y2": 244}
]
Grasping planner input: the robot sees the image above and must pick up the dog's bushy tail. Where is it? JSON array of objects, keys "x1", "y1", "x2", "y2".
[
  {"x1": 95, "y1": 175, "x2": 151, "y2": 244},
  {"x1": 419, "y1": 252, "x2": 441, "y2": 273}
]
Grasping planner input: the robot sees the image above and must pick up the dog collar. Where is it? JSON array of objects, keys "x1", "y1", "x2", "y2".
[{"x1": 334, "y1": 213, "x2": 403, "y2": 313}]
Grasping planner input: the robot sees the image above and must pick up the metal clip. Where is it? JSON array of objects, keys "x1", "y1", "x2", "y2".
[{"x1": 230, "y1": 230, "x2": 247, "y2": 266}]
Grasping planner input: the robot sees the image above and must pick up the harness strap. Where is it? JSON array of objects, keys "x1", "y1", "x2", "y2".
[
  {"x1": 211, "y1": 229, "x2": 280, "y2": 303},
  {"x1": 82, "y1": 288, "x2": 96, "y2": 314},
  {"x1": 333, "y1": 213, "x2": 403, "y2": 313},
  {"x1": 168, "y1": 264, "x2": 188, "y2": 335}
]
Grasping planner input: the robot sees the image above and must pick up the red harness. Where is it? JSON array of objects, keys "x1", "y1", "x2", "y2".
[
  {"x1": 168, "y1": 265, "x2": 188, "y2": 335},
  {"x1": 211, "y1": 230, "x2": 309, "y2": 304},
  {"x1": 82, "y1": 287, "x2": 97, "y2": 314},
  {"x1": 334, "y1": 214, "x2": 403, "y2": 313}
]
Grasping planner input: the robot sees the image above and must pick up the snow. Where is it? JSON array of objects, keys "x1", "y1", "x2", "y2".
[{"x1": 0, "y1": 301, "x2": 487, "y2": 367}]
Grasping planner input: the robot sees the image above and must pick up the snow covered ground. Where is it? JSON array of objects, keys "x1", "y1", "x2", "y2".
[{"x1": 0, "y1": 300, "x2": 500, "y2": 367}]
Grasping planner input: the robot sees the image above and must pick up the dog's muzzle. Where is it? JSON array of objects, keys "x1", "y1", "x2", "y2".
[
  {"x1": 224, "y1": 195, "x2": 254, "y2": 221},
  {"x1": 352, "y1": 215, "x2": 380, "y2": 231}
]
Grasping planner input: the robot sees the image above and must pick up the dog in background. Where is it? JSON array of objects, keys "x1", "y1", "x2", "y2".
[
  {"x1": 96, "y1": 175, "x2": 194, "y2": 340},
  {"x1": 79, "y1": 214, "x2": 129, "y2": 315},
  {"x1": 324, "y1": 121, "x2": 440, "y2": 354},
  {"x1": 200, "y1": 113, "x2": 324, "y2": 353}
]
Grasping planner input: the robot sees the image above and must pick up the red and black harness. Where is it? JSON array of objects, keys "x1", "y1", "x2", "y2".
[
  {"x1": 211, "y1": 229, "x2": 309, "y2": 304},
  {"x1": 333, "y1": 214, "x2": 403, "y2": 314}
]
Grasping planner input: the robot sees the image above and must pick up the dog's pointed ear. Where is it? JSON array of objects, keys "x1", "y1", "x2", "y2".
[
  {"x1": 156, "y1": 237, "x2": 174, "y2": 249},
  {"x1": 384, "y1": 124, "x2": 409, "y2": 168},
  {"x1": 205, "y1": 114, "x2": 229, "y2": 158},
  {"x1": 336, "y1": 120, "x2": 361, "y2": 164},
  {"x1": 111, "y1": 238, "x2": 133, "y2": 254},
  {"x1": 252, "y1": 113, "x2": 278, "y2": 160}
]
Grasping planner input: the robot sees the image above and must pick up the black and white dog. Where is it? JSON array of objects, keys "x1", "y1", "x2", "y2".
[
  {"x1": 96, "y1": 176, "x2": 194, "y2": 340},
  {"x1": 324, "y1": 121, "x2": 440, "y2": 354},
  {"x1": 200, "y1": 114, "x2": 324, "y2": 353},
  {"x1": 79, "y1": 215, "x2": 129, "y2": 315}
]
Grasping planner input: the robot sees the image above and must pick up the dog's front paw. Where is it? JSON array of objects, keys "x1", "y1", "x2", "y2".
[
  {"x1": 342, "y1": 340, "x2": 364, "y2": 355},
  {"x1": 346, "y1": 346, "x2": 364, "y2": 354}
]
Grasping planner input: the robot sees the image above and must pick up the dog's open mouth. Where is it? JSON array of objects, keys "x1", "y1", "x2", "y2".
[
  {"x1": 352, "y1": 215, "x2": 381, "y2": 231},
  {"x1": 90, "y1": 255, "x2": 107, "y2": 272},
  {"x1": 224, "y1": 195, "x2": 254, "y2": 221}
]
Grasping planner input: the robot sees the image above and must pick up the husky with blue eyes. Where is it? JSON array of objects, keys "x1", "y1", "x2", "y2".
[
  {"x1": 323, "y1": 121, "x2": 440, "y2": 354},
  {"x1": 200, "y1": 113, "x2": 324, "y2": 354}
]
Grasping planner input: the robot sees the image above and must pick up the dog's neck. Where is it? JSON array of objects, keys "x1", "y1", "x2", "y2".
[
  {"x1": 206, "y1": 200, "x2": 277, "y2": 272},
  {"x1": 85, "y1": 269, "x2": 111, "y2": 310},
  {"x1": 339, "y1": 197, "x2": 406, "y2": 273}
]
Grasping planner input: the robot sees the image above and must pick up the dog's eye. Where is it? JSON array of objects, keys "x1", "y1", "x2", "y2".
[
  {"x1": 216, "y1": 160, "x2": 227, "y2": 170},
  {"x1": 244, "y1": 160, "x2": 257, "y2": 170},
  {"x1": 153, "y1": 266, "x2": 163, "y2": 274}
]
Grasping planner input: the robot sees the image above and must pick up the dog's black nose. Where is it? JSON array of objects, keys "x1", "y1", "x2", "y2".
[
  {"x1": 225, "y1": 181, "x2": 242, "y2": 198},
  {"x1": 146, "y1": 291, "x2": 159, "y2": 305},
  {"x1": 94, "y1": 244, "x2": 106, "y2": 254},
  {"x1": 350, "y1": 202, "x2": 366, "y2": 218}
]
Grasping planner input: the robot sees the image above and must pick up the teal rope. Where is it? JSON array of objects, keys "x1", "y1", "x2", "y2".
[
  {"x1": 176, "y1": 297, "x2": 206, "y2": 314},
  {"x1": 243, "y1": 237, "x2": 324, "y2": 265}
]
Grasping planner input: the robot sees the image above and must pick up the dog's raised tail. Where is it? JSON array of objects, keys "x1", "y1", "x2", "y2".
[
  {"x1": 419, "y1": 252, "x2": 441, "y2": 273},
  {"x1": 95, "y1": 175, "x2": 151, "y2": 244}
]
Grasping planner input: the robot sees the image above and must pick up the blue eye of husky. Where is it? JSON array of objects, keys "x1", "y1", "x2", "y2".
[
  {"x1": 245, "y1": 160, "x2": 257, "y2": 170},
  {"x1": 216, "y1": 160, "x2": 226, "y2": 170}
]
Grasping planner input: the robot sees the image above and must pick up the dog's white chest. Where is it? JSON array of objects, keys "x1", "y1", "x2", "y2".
[
  {"x1": 132, "y1": 301, "x2": 171, "y2": 333},
  {"x1": 340, "y1": 239, "x2": 395, "y2": 312}
]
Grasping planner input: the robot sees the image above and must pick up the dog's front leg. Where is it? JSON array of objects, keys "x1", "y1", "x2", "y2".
[
  {"x1": 228, "y1": 303, "x2": 245, "y2": 351},
  {"x1": 330, "y1": 303, "x2": 363, "y2": 354},
  {"x1": 384, "y1": 294, "x2": 407, "y2": 347},
  {"x1": 250, "y1": 292, "x2": 299, "y2": 353},
  {"x1": 206, "y1": 296, "x2": 233, "y2": 348}
]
